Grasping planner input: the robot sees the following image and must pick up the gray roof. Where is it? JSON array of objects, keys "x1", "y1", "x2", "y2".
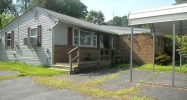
[
  {"x1": 38, "y1": 7, "x2": 116, "y2": 34},
  {"x1": 102, "y1": 25, "x2": 150, "y2": 35}
]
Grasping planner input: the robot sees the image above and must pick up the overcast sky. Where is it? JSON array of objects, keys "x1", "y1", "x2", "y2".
[{"x1": 81, "y1": 0, "x2": 176, "y2": 22}]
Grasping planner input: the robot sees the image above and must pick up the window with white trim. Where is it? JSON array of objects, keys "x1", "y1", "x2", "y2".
[
  {"x1": 73, "y1": 28, "x2": 97, "y2": 47},
  {"x1": 73, "y1": 29, "x2": 79, "y2": 45},
  {"x1": 30, "y1": 28, "x2": 37, "y2": 37},
  {"x1": 7, "y1": 33, "x2": 11, "y2": 47},
  {"x1": 155, "y1": 37, "x2": 158, "y2": 45}
]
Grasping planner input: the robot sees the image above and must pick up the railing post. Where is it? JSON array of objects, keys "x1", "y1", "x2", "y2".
[
  {"x1": 98, "y1": 48, "x2": 101, "y2": 62},
  {"x1": 69, "y1": 53, "x2": 72, "y2": 74},
  {"x1": 77, "y1": 47, "x2": 80, "y2": 64}
]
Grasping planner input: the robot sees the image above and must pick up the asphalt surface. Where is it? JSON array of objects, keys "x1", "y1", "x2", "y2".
[
  {"x1": 0, "y1": 71, "x2": 19, "y2": 76},
  {"x1": 0, "y1": 69, "x2": 187, "y2": 100},
  {"x1": 0, "y1": 76, "x2": 112, "y2": 100}
]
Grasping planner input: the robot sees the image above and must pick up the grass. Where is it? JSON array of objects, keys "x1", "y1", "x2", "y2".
[
  {"x1": 138, "y1": 63, "x2": 187, "y2": 73},
  {"x1": 33, "y1": 76, "x2": 149, "y2": 100},
  {"x1": 118, "y1": 62, "x2": 187, "y2": 73},
  {"x1": 117, "y1": 63, "x2": 137, "y2": 69},
  {"x1": 0, "y1": 74, "x2": 25, "y2": 82},
  {"x1": 81, "y1": 73, "x2": 119, "y2": 86},
  {"x1": 0, "y1": 62, "x2": 66, "y2": 76}
]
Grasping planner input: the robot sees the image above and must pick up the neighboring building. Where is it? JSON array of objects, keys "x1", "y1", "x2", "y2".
[
  {"x1": 0, "y1": 7, "x2": 117, "y2": 67},
  {"x1": 103, "y1": 26, "x2": 164, "y2": 64}
]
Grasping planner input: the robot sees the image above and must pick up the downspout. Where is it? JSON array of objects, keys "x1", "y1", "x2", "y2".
[{"x1": 51, "y1": 20, "x2": 59, "y2": 66}]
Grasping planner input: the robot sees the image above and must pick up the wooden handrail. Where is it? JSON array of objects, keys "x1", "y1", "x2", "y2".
[
  {"x1": 67, "y1": 46, "x2": 79, "y2": 54},
  {"x1": 67, "y1": 46, "x2": 117, "y2": 74},
  {"x1": 72, "y1": 55, "x2": 79, "y2": 61}
]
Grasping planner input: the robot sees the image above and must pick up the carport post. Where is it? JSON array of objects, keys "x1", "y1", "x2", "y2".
[
  {"x1": 151, "y1": 24, "x2": 156, "y2": 72},
  {"x1": 152, "y1": 33, "x2": 155, "y2": 72},
  {"x1": 172, "y1": 21, "x2": 176, "y2": 86},
  {"x1": 130, "y1": 25, "x2": 133, "y2": 82},
  {"x1": 180, "y1": 35, "x2": 182, "y2": 73}
]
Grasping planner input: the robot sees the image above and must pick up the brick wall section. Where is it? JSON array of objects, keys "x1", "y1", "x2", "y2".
[
  {"x1": 117, "y1": 34, "x2": 164, "y2": 64},
  {"x1": 54, "y1": 45, "x2": 101, "y2": 63}
]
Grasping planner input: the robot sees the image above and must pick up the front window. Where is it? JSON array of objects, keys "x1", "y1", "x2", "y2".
[
  {"x1": 73, "y1": 28, "x2": 97, "y2": 47},
  {"x1": 73, "y1": 29, "x2": 79, "y2": 45},
  {"x1": 31, "y1": 28, "x2": 37, "y2": 37},
  {"x1": 7, "y1": 33, "x2": 11, "y2": 46},
  {"x1": 80, "y1": 30, "x2": 91, "y2": 45}
]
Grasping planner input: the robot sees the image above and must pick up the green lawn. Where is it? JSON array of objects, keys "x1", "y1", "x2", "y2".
[
  {"x1": 0, "y1": 62, "x2": 66, "y2": 76},
  {"x1": 118, "y1": 63, "x2": 187, "y2": 73}
]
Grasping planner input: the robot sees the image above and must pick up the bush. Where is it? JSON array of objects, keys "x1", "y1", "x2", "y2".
[{"x1": 155, "y1": 52, "x2": 171, "y2": 65}]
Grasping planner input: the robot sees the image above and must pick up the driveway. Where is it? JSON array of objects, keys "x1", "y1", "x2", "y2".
[{"x1": 0, "y1": 69, "x2": 187, "y2": 100}]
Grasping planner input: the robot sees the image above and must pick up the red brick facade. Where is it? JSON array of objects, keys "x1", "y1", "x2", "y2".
[
  {"x1": 116, "y1": 34, "x2": 164, "y2": 64},
  {"x1": 54, "y1": 34, "x2": 164, "y2": 64},
  {"x1": 54, "y1": 45, "x2": 102, "y2": 63}
]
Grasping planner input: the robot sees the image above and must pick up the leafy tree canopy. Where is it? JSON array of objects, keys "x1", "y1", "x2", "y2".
[
  {"x1": 85, "y1": 10, "x2": 105, "y2": 25},
  {"x1": 175, "y1": 0, "x2": 187, "y2": 4},
  {"x1": 107, "y1": 15, "x2": 128, "y2": 27},
  {"x1": 0, "y1": 0, "x2": 17, "y2": 28},
  {"x1": 0, "y1": 12, "x2": 15, "y2": 29},
  {"x1": 29, "y1": 0, "x2": 88, "y2": 19}
]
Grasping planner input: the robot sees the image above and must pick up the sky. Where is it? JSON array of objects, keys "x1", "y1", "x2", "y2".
[{"x1": 81, "y1": 0, "x2": 176, "y2": 22}]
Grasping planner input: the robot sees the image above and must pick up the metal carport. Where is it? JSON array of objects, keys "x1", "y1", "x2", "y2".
[{"x1": 128, "y1": 3, "x2": 187, "y2": 86}]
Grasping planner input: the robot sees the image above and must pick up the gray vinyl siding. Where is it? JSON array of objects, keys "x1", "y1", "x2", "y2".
[
  {"x1": 0, "y1": 8, "x2": 57, "y2": 66},
  {"x1": 54, "y1": 24, "x2": 68, "y2": 45}
]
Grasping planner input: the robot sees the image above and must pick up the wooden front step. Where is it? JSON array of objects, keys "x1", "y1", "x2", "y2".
[{"x1": 51, "y1": 63, "x2": 78, "y2": 73}]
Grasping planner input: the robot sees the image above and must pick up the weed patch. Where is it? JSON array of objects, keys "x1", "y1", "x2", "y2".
[
  {"x1": 0, "y1": 74, "x2": 25, "y2": 82},
  {"x1": 33, "y1": 77, "x2": 147, "y2": 99},
  {"x1": 81, "y1": 73, "x2": 119, "y2": 86}
]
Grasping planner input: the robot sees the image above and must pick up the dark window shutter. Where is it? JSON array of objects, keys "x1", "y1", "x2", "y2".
[
  {"x1": 5, "y1": 32, "x2": 7, "y2": 49},
  {"x1": 68, "y1": 27, "x2": 72, "y2": 46},
  {"x1": 37, "y1": 25, "x2": 42, "y2": 47},
  {"x1": 11, "y1": 31, "x2": 14, "y2": 48},
  {"x1": 28, "y1": 27, "x2": 31, "y2": 37},
  {"x1": 97, "y1": 34, "x2": 100, "y2": 47}
]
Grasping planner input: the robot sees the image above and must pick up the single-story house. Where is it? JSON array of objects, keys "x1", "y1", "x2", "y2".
[
  {"x1": 103, "y1": 25, "x2": 164, "y2": 64},
  {"x1": 0, "y1": 6, "x2": 164, "y2": 72},
  {"x1": 0, "y1": 7, "x2": 118, "y2": 69}
]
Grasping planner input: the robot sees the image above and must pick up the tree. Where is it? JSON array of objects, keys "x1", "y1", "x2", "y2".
[
  {"x1": 16, "y1": 0, "x2": 31, "y2": 11},
  {"x1": 85, "y1": 10, "x2": 104, "y2": 25},
  {"x1": 0, "y1": 0, "x2": 17, "y2": 28},
  {"x1": 0, "y1": 12, "x2": 15, "y2": 29},
  {"x1": 121, "y1": 15, "x2": 128, "y2": 26},
  {"x1": 176, "y1": 35, "x2": 187, "y2": 55},
  {"x1": 107, "y1": 16, "x2": 122, "y2": 26},
  {"x1": 30, "y1": 0, "x2": 88, "y2": 19},
  {"x1": 175, "y1": 0, "x2": 187, "y2": 4}
]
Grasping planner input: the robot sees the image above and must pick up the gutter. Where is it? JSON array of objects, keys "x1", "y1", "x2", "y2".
[{"x1": 51, "y1": 20, "x2": 59, "y2": 66}]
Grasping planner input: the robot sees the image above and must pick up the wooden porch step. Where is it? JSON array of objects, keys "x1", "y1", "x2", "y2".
[
  {"x1": 51, "y1": 63, "x2": 78, "y2": 72},
  {"x1": 48, "y1": 68, "x2": 70, "y2": 72},
  {"x1": 79, "y1": 60, "x2": 111, "y2": 64}
]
